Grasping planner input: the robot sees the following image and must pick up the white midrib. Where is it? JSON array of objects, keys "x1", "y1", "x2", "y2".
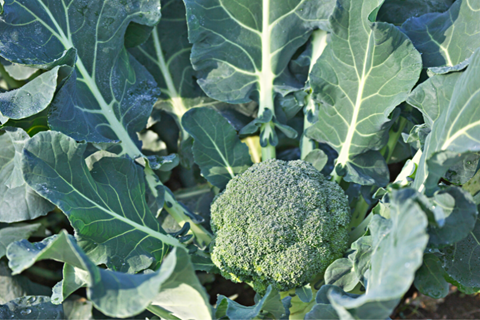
[
  {"x1": 441, "y1": 120, "x2": 480, "y2": 150},
  {"x1": 37, "y1": 3, "x2": 142, "y2": 159},
  {"x1": 258, "y1": 0, "x2": 275, "y2": 116},
  {"x1": 151, "y1": 28, "x2": 188, "y2": 117},
  {"x1": 30, "y1": 5, "x2": 184, "y2": 246},
  {"x1": 336, "y1": 34, "x2": 373, "y2": 166},
  {"x1": 308, "y1": 30, "x2": 328, "y2": 75},
  {"x1": 48, "y1": 162, "x2": 181, "y2": 247}
]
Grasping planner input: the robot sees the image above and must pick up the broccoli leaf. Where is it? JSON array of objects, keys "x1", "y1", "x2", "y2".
[
  {"x1": 215, "y1": 285, "x2": 286, "y2": 319},
  {"x1": 306, "y1": 0, "x2": 422, "y2": 186},
  {"x1": 184, "y1": 0, "x2": 335, "y2": 147},
  {"x1": 7, "y1": 230, "x2": 178, "y2": 318},
  {"x1": 0, "y1": 0, "x2": 160, "y2": 156},
  {"x1": 441, "y1": 218, "x2": 480, "y2": 289},
  {"x1": 62, "y1": 296, "x2": 94, "y2": 320},
  {"x1": 128, "y1": 0, "x2": 207, "y2": 122},
  {"x1": 409, "y1": 49, "x2": 480, "y2": 194},
  {"x1": 0, "y1": 66, "x2": 63, "y2": 120},
  {"x1": 414, "y1": 253, "x2": 449, "y2": 299},
  {"x1": 323, "y1": 189, "x2": 428, "y2": 319},
  {"x1": 149, "y1": 248, "x2": 212, "y2": 320},
  {"x1": 0, "y1": 223, "x2": 41, "y2": 258},
  {"x1": 0, "y1": 127, "x2": 54, "y2": 222},
  {"x1": 22, "y1": 131, "x2": 181, "y2": 272},
  {"x1": 377, "y1": 0, "x2": 454, "y2": 25},
  {"x1": 0, "y1": 296, "x2": 64, "y2": 320},
  {"x1": 402, "y1": 0, "x2": 480, "y2": 68},
  {"x1": 0, "y1": 261, "x2": 51, "y2": 304},
  {"x1": 427, "y1": 187, "x2": 478, "y2": 247},
  {"x1": 1, "y1": 58, "x2": 39, "y2": 81},
  {"x1": 182, "y1": 107, "x2": 252, "y2": 189}
]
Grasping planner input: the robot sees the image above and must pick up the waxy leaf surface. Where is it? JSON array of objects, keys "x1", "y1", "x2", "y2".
[
  {"x1": 7, "y1": 231, "x2": 177, "y2": 318},
  {"x1": 182, "y1": 107, "x2": 252, "y2": 189},
  {"x1": 0, "y1": 0, "x2": 161, "y2": 157},
  {"x1": 409, "y1": 49, "x2": 480, "y2": 193},
  {"x1": 0, "y1": 127, "x2": 54, "y2": 222},
  {"x1": 306, "y1": 0, "x2": 422, "y2": 186},
  {"x1": 402, "y1": 0, "x2": 480, "y2": 68},
  {"x1": 327, "y1": 189, "x2": 428, "y2": 318},
  {"x1": 184, "y1": 0, "x2": 335, "y2": 144},
  {"x1": 22, "y1": 131, "x2": 180, "y2": 273}
]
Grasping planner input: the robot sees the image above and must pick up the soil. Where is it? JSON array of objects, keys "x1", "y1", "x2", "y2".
[{"x1": 392, "y1": 287, "x2": 480, "y2": 319}]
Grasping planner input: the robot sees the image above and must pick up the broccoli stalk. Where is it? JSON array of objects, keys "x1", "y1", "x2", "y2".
[{"x1": 210, "y1": 159, "x2": 351, "y2": 314}]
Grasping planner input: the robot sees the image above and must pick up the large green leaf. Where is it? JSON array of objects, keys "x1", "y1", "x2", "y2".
[
  {"x1": 7, "y1": 230, "x2": 177, "y2": 318},
  {"x1": 306, "y1": 0, "x2": 422, "y2": 186},
  {"x1": 427, "y1": 187, "x2": 478, "y2": 247},
  {"x1": 0, "y1": 127, "x2": 54, "y2": 222},
  {"x1": 325, "y1": 189, "x2": 428, "y2": 318},
  {"x1": 22, "y1": 131, "x2": 181, "y2": 272},
  {"x1": 0, "y1": 223, "x2": 41, "y2": 258},
  {"x1": 441, "y1": 218, "x2": 480, "y2": 289},
  {"x1": 402, "y1": 0, "x2": 480, "y2": 68},
  {"x1": 377, "y1": 0, "x2": 454, "y2": 25},
  {"x1": 407, "y1": 71, "x2": 461, "y2": 128},
  {"x1": 0, "y1": 0, "x2": 160, "y2": 156},
  {"x1": 0, "y1": 66, "x2": 63, "y2": 120},
  {"x1": 184, "y1": 0, "x2": 335, "y2": 149},
  {"x1": 182, "y1": 107, "x2": 252, "y2": 189},
  {"x1": 129, "y1": 0, "x2": 206, "y2": 121},
  {"x1": 150, "y1": 248, "x2": 212, "y2": 320},
  {"x1": 409, "y1": 49, "x2": 480, "y2": 194},
  {"x1": 414, "y1": 253, "x2": 449, "y2": 299},
  {"x1": 0, "y1": 0, "x2": 210, "y2": 246}
]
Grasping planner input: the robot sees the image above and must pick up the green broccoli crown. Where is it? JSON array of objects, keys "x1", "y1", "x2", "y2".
[{"x1": 210, "y1": 159, "x2": 351, "y2": 294}]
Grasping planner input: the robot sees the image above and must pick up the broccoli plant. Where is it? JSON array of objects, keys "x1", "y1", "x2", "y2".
[
  {"x1": 210, "y1": 159, "x2": 350, "y2": 294},
  {"x1": 0, "y1": 0, "x2": 480, "y2": 319}
]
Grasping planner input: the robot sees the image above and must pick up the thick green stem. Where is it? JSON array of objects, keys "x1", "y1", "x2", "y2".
[
  {"x1": 331, "y1": 169, "x2": 343, "y2": 185},
  {"x1": 260, "y1": 122, "x2": 276, "y2": 160},
  {"x1": 300, "y1": 96, "x2": 318, "y2": 160},
  {"x1": 380, "y1": 110, "x2": 410, "y2": 164},
  {"x1": 348, "y1": 196, "x2": 370, "y2": 230},
  {"x1": 261, "y1": 141, "x2": 276, "y2": 161},
  {"x1": 348, "y1": 213, "x2": 373, "y2": 245},
  {"x1": 147, "y1": 305, "x2": 180, "y2": 320}
]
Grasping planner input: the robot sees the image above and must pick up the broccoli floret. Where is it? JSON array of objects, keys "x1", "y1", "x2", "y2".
[{"x1": 210, "y1": 159, "x2": 351, "y2": 294}]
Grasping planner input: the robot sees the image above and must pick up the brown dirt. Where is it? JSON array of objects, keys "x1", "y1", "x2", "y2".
[{"x1": 392, "y1": 288, "x2": 480, "y2": 319}]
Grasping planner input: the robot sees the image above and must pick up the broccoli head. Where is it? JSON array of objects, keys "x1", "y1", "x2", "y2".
[{"x1": 210, "y1": 159, "x2": 351, "y2": 294}]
